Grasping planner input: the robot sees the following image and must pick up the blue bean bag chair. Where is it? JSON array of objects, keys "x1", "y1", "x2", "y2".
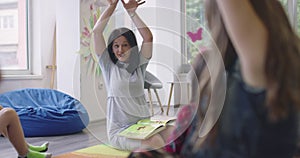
[{"x1": 0, "y1": 88, "x2": 90, "y2": 137}]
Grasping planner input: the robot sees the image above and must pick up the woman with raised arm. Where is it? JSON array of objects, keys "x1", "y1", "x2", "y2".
[{"x1": 93, "y1": 0, "x2": 171, "y2": 151}]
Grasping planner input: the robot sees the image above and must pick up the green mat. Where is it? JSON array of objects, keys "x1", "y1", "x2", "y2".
[{"x1": 54, "y1": 144, "x2": 130, "y2": 158}]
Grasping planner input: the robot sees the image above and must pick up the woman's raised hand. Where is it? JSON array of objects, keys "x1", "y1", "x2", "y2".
[
  {"x1": 121, "y1": 0, "x2": 145, "y2": 12},
  {"x1": 107, "y1": 0, "x2": 119, "y2": 5}
]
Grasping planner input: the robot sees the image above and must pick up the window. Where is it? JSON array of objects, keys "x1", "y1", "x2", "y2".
[
  {"x1": 0, "y1": 15, "x2": 14, "y2": 29},
  {"x1": 184, "y1": 0, "x2": 300, "y2": 64},
  {"x1": 296, "y1": 0, "x2": 300, "y2": 34},
  {"x1": 184, "y1": 0, "x2": 207, "y2": 64},
  {"x1": 0, "y1": 0, "x2": 28, "y2": 74},
  {"x1": 280, "y1": 0, "x2": 288, "y2": 8},
  {"x1": 279, "y1": 0, "x2": 300, "y2": 35}
]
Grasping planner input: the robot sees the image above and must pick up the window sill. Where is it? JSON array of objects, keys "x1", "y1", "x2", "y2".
[{"x1": 1, "y1": 74, "x2": 43, "y2": 80}]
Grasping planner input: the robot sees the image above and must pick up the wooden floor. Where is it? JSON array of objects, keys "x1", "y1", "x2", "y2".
[
  {"x1": 0, "y1": 120, "x2": 108, "y2": 157},
  {"x1": 0, "y1": 105, "x2": 179, "y2": 157}
]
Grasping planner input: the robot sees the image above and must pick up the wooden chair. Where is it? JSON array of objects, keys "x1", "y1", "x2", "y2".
[{"x1": 144, "y1": 71, "x2": 164, "y2": 116}]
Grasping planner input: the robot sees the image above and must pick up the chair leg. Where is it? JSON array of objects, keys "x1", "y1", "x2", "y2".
[
  {"x1": 167, "y1": 83, "x2": 174, "y2": 116},
  {"x1": 147, "y1": 88, "x2": 154, "y2": 116},
  {"x1": 154, "y1": 89, "x2": 164, "y2": 114}
]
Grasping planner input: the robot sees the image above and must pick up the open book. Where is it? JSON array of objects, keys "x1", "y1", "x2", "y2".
[{"x1": 118, "y1": 115, "x2": 176, "y2": 140}]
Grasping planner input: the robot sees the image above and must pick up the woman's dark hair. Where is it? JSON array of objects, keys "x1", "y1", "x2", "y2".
[
  {"x1": 206, "y1": 0, "x2": 300, "y2": 120},
  {"x1": 205, "y1": 0, "x2": 237, "y2": 71},
  {"x1": 250, "y1": 0, "x2": 300, "y2": 120},
  {"x1": 107, "y1": 27, "x2": 138, "y2": 64}
]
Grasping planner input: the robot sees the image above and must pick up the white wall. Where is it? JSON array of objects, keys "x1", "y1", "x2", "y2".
[
  {"x1": 79, "y1": 1, "x2": 107, "y2": 122},
  {"x1": 56, "y1": 0, "x2": 81, "y2": 98}
]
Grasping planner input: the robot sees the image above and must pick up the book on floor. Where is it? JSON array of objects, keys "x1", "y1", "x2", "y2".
[{"x1": 118, "y1": 115, "x2": 176, "y2": 140}]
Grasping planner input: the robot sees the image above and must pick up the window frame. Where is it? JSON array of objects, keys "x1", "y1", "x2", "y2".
[
  {"x1": 287, "y1": 0, "x2": 298, "y2": 31},
  {"x1": 1, "y1": 0, "x2": 31, "y2": 76},
  {"x1": 297, "y1": 0, "x2": 300, "y2": 34},
  {"x1": 181, "y1": 0, "x2": 187, "y2": 64}
]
